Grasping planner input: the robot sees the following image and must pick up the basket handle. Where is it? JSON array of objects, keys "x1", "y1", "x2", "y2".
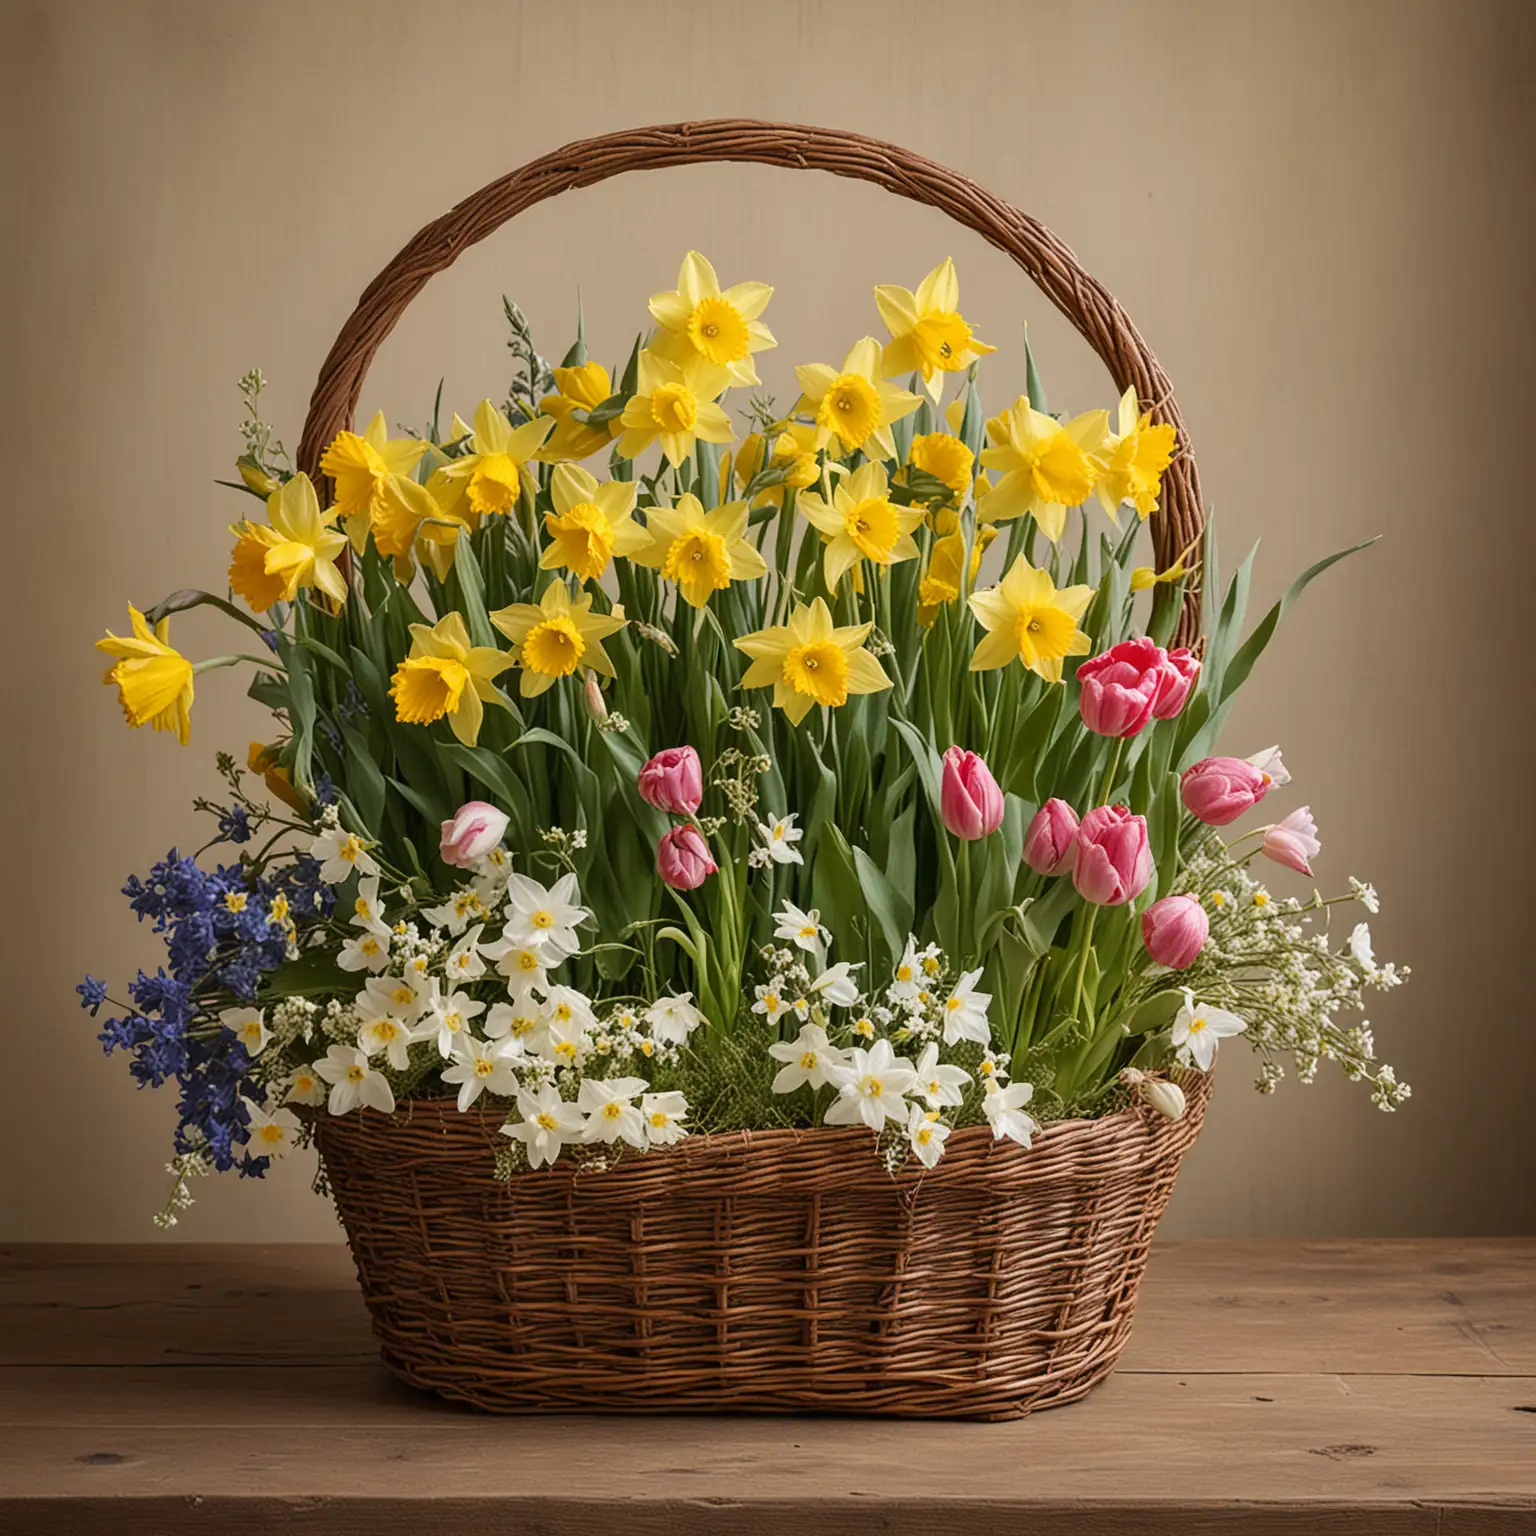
[{"x1": 297, "y1": 119, "x2": 1204, "y2": 638}]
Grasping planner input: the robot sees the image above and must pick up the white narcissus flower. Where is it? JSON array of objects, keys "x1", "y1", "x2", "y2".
[
  {"x1": 888, "y1": 937, "x2": 925, "y2": 1003},
  {"x1": 315, "y1": 1044, "x2": 395, "y2": 1116},
  {"x1": 940, "y1": 969, "x2": 992, "y2": 1047},
  {"x1": 443, "y1": 924, "x2": 487, "y2": 984},
  {"x1": 751, "y1": 982, "x2": 791, "y2": 1023},
  {"x1": 1349, "y1": 922, "x2": 1377, "y2": 974},
  {"x1": 220, "y1": 1007, "x2": 269, "y2": 1057},
  {"x1": 309, "y1": 825, "x2": 379, "y2": 885},
  {"x1": 501, "y1": 1085, "x2": 584, "y2": 1169},
  {"x1": 473, "y1": 845, "x2": 513, "y2": 904},
  {"x1": 361, "y1": 974, "x2": 426, "y2": 1023},
  {"x1": 540, "y1": 985, "x2": 599, "y2": 1036},
  {"x1": 357, "y1": 1010, "x2": 414, "y2": 1071},
  {"x1": 1170, "y1": 990, "x2": 1246, "y2": 1072},
  {"x1": 646, "y1": 993, "x2": 705, "y2": 1045},
  {"x1": 641, "y1": 1091, "x2": 690, "y2": 1146},
  {"x1": 242, "y1": 1098, "x2": 302, "y2": 1158},
  {"x1": 414, "y1": 986, "x2": 486, "y2": 1059},
  {"x1": 825, "y1": 1039, "x2": 918, "y2": 1131},
  {"x1": 983, "y1": 1079, "x2": 1039, "y2": 1147},
  {"x1": 809, "y1": 961, "x2": 863, "y2": 1008},
  {"x1": 284, "y1": 1064, "x2": 327, "y2": 1107},
  {"x1": 421, "y1": 885, "x2": 487, "y2": 937},
  {"x1": 501, "y1": 872, "x2": 591, "y2": 959},
  {"x1": 914, "y1": 1041, "x2": 972, "y2": 1109},
  {"x1": 767, "y1": 1023, "x2": 848, "y2": 1093},
  {"x1": 483, "y1": 1000, "x2": 541, "y2": 1045},
  {"x1": 1247, "y1": 745, "x2": 1291, "y2": 787},
  {"x1": 336, "y1": 931, "x2": 390, "y2": 973},
  {"x1": 578, "y1": 1077, "x2": 649, "y2": 1148},
  {"x1": 481, "y1": 932, "x2": 551, "y2": 995},
  {"x1": 906, "y1": 1104, "x2": 951, "y2": 1169},
  {"x1": 348, "y1": 875, "x2": 391, "y2": 937},
  {"x1": 756, "y1": 813, "x2": 805, "y2": 865},
  {"x1": 441, "y1": 1035, "x2": 523, "y2": 1112},
  {"x1": 773, "y1": 901, "x2": 829, "y2": 955}
]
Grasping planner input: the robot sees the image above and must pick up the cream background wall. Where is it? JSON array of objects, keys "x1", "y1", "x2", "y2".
[{"x1": 2, "y1": 0, "x2": 1530, "y2": 1241}]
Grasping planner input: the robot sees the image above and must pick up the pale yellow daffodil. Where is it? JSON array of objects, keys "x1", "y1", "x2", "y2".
[
  {"x1": 628, "y1": 493, "x2": 767, "y2": 609},
  {"x1": 490, "y1": 581, "x2": 627, "y2": 698},
  {"x1": 540, "y1": 464, "x2": 648, "y2": 582},
  {"x1": 918, "y1": 514, "x2": 998, "y2": 628},
  {"x1": 734, "y1": 597, "x2": 892, "y2": 726},
  {"x1": 798, "y1": 461, "x2": 924, "y2": 591},
  {"x1": 1093, "y1": 387, "x2": 1178, "y2": 523},
  {"x1": 978, "y1": 398, "x2": 1109, "y2": 541},
  {"x1": 535, "y1": 363, "x2": 622, "y2": 463},
  {"x1": 228, "y1": 473, "x2": 348, "y2": 613},
  {"x1": 97, "y1": 606, "x2": 195, "y2": 745},
  {"x1": 795, "y1": 337, "x2": 922, "y2": 462},
  {"x1": 648, "y1": 251, "x2": 776, "y2": 386},
  {"x1": 389, "y1": 613, "x2": 514, "y2": 746},
  {"x1": 616, "y1": 350, "x2": 735, "y2": 468},
  {"x1": 430, "y1": 400, "x2": 554, "y2": 524},
  {"x1": 875, "y1": 258, "x2": 995, "y2": 400},
  {"x1": 319, "y1": 411, "x2": 430, "y2": 551},
  {"x1": 968, "y1": 559, "x2": 1094, "y2": 682}
]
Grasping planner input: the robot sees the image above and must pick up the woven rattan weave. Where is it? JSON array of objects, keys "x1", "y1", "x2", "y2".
[{"x1": 304, "y1": 120, "x2": 1213, "y2": 1418}]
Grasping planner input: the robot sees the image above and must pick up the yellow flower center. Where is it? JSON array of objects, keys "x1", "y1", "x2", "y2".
[
  {"x1": 547, "y1": 502, "x2": 616, "y2": 581},
  {"x1": 603, "y1": 1101, "x2": 624, "y2": 1120},
  {"x1": 818, "y1": 373, "x2": 880, "y2": 449},
  {"x1": 295, "y1": 1075, "x2": 315, "y2": 1093},
  {"x1": 1254, "y1": 892, "x2": 1270, "y2": 907},
  {"x1": 911, "y1": 311, "x2": 974, "y2": 372},
  {"x1": 896, "y1": 965, "x2": 912, "y2": 982},
  {"x1": 661, "y1": 527, "x2": 733, "y2": 600},
  {"x1": 258, "y1": 1124, "x2": 285, "y2": 1146},
  {"x1": 763, "y1": 992, "x2": 779, "y2": 1011},
  {"x1": 467, "y1": 452, "x2": 520, "y2": 516},
  {"x1": 921, "y1": 956, "x2": 940, "y2": 976},
  {"x1": 915, "y1": 1126, "x2": 932, "y2": 1146},
  {"x1": 650, "y1": 382, "x2": 699, "y2": 434},
  {"x1": 522, "y1": 615, "x2": 586, "y2": 678},
  {"x1": 862, "y1": 1076, "x2": 883, "y2": 1098},
  {"x1": 842, "y1": 496, "x2": 901, "y2": 563},
  {"x1": 535, "y1": 1111, "x2": 558, "y2": 1131},
  {"x1": 554, "y1": 1041, "x2": 578, "y2": 1062},
  {"x1": 239, "y1": 1023, "x2": 262, "y2": 1045},
  {"x1": 687, "y1": 296, "x2": 749, "y2": 364},
  {"x1": 1027, "y1": 431, "x2": 1095, "y2": 508},
  {"x1": 799, "y1": 1050, "x2": 819, "y2": 1069},
  {"x1": 511, "y1": 1015, "x2": 536, "y2": 1036},
  {"x1": 782, "y1": 640, "x2": 849, "y2": 708},
  {"x1": 530, "y1": 910, "x2": 553, "y2": 930},
  {"x1": 649, "y1": 1110, "x2": 671, "y2": 1129},
  {"x1": 1189, "y1": 1017, "x2": 1207, "y2": 1034},
  {"x1": 345, "y1": 1065, "x2": 365, "y2": 1083},
  {"x1": 377, "y1": 1017, "x2": 403, "y2": 1039},
  {"x1": 391, "y1": 656, "x2": 469, "y2": 725},
  {"x1": 474, "y1": 1058, "x2": 496, "y2": 1077},
  {"x1": 1014, "y1": 604, "x2": 1081, "y2": 669},
  {"x1": 516, "y1": 950, "x2": 541, "y2": 972},
  {"x1": 224, "y1": 892, "x2": 247, "y2": 912},
  {"x1": 359, "y1": 937, "x2": 381, "y2": 957}
]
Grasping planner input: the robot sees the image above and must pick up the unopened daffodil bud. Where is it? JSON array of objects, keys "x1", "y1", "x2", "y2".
[{"x1": 1121, "y1": 1067, "x2": 1188, "y2": 1122}]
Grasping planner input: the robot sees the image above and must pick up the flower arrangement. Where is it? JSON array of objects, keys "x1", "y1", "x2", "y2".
[{"x1": 82, "y1": 253, "x2": 1408, "y2": 1224}]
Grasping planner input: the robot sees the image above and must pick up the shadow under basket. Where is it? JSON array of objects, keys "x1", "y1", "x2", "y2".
[{"x1": 316, "y1": 1074, "x2": 1209, "y2": 1420}]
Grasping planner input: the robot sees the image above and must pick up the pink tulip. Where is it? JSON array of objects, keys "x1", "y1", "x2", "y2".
[
  {"x1": 1153, "y1": 647, "x2": 1202, "y2": 720},
  {"x1": 1073, "y1": 805, "x2": 1152, "y2": 906},
  {"x1": 940, "y1": 746, "x2": 1005, "y2": 840},
  {"x1": 1262, "y1": 806, "x2": 1321, "y2": 876},
  {"x1": 1180, "y1": 756, "x2": 1273, "y2": 826},
  {"x1": 1023, "y1": 798, "x2": 1080, "y2": 876},
  {"x1": 1077, "y1": 638, "x2": 1167, "y2": 738},
  {"x1": 656, "y1": 825, "x2": 717, "y2": 890},
  {"x1": 439, "y1": 801, "x2": 509, "y2": 868},
  {"x1": 1141, "y1": 894, "x2": 1209, "y2": 969},
  {"x1": 637, "y1": 746, "x2": 703, "y2": 815}
]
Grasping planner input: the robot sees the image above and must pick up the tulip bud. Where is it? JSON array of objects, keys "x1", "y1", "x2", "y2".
[
  {"x1": 1141, "y1": 894, "x2": 1209, "y2": 969},
  {"x1": 637, "y1": 746, "x2": 703, "y2": 815},
  {"x1": 656, "y1": 825, "x2": 717, "y2": 890},
  {"x1": 1076, "y1": 638, "x2": 1167, "y2": 738},
  {"x1": 940, "y1": 746, "x2": 1004, "y2": 840},
  {"x1": 1262, "y1": 806, "x2": 1321, "y2": 876},
  {"x1": 1072, "y1": 805, "x2": 1152, "y2": 906},
  {"x1": 1121, "y1": 1068, "x2": 1188, "y2": 1122},
  {"x1": 582, "y1": 668, "x2": 608, "y2": 723},
  {"x1": 1023, "y1": 798, "x2": 1080, "y2": 876},
  {"x1": 1180, "y1": 756, "x2": 1273, "y2": 826},
  {"x1": 1152, "y1": 647, "x2": 1201, "y2": 720},
  {"x1": 440, "y1": 801, "x2": 510, "y2": 869}
]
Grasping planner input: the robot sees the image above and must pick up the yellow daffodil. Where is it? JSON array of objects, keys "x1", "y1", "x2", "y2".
[
  {"x1": 389, "y1": 613, "x2": 513, "y2": 746},
  {"x1": 875, "y1": 258, "x2": 995, "y2": 400},
  {"x1": 734, "y1": 423, "x2": 821, "y2": 509},
  {"x1": 228, "y1": 473, "x2": 348, "y2": 614},
  {"x1": 319, "y1": 410, "x2": 430, "y2": 550},
  {"x1": 648, "y1": 251, "x2": 776, "y2": 386},
  {"x1": 968, "y1": 559, "x2": 1094, "y2": 682},
  {"x1": 978, "y1": 398, "x2": 1109, "y2": 541},
  {"x1": 797, "y1": 461, "x2": 924, "y2": 591},
  {"x1": 536, "y1": 363, "x2": 623, "y2": 462},
  {"x1": 917, "y1": 515, "x2": 998, "y2": 627},
  {"x1": 248, "y1": 741, "x2": 309, "y2": 813},
  {"x1": 490, "y1": 582, "x2": 626, "y2": 698},
  {"x1": 795, "y1": 337, "x2": 922, "y2": 462},
  {"x1": 616, "y1": 350, "x2": 734, "y2": 468},
  {"x1": 906, "y1": 432, "x2": 975, "y2": 499},
  {"x1": 540, "y1": 464, "x2": 648, "y2": 582},
  {"x1": 627, "y1": 493, "x2": 767, "y2": 608},
  {"x1": 1131, "y1": 559, "x2": 1188, "y2": 593},
  {"x1": 430, "y1": 400, "x2": 554, "y2": 523},
  {"x1": 734, "y1": 597, "x2": 892, "y2": 726},
  {"x1": 1093, "y1": 387, "x2": 1178, "y2": 522},
  {"x1": 97, "y1": 606, "x2": 195, "y2": 745}
]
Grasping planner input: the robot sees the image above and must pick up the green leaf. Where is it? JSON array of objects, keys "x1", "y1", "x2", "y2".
[{"x1": 852, "y1": 843, "x2": 911, "y2": 970}]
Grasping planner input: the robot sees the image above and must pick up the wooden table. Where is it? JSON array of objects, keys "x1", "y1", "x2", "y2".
[{"x1": 1, "y1": 1239, "x2": 1531, "y2": 1533}]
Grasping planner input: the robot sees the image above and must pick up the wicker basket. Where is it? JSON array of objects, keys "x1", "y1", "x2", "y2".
[{"x1": 301, "y1": 120, "x2": 1213, "y2": 1419}]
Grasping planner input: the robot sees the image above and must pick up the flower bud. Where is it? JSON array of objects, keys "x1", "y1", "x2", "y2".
[
  {"x1": 1121, "y1": 1067, "x2": 1188, "y2": 1121},
  {"x1": 637, "y1": 746, "x2": 703, "y2": 815},
  {"x1": 1262, "y1": 806, "x2": 1320, "y2": 876},
  {"x1": 440, "y1": 801, "x2": 509, "y2": 869},
  {"x1": 582, "y1": 668, "x2": 608, "y2": 723},
  {"x1": 1023, "y1": 798, "x2": 1079, "y2": 876},
  {"x1": 656, "y1": 825, "x2": 717, "y2": 890},
  {"x1": 1180, "y1": 756, "x2": 1273, "y2": 826},
  {"x1": 1140, "y1": 894, "x2": 1209, "y2": 969},
  {"x1": 940, "y1": 746, "x2": 1004, "y2": 840}
]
